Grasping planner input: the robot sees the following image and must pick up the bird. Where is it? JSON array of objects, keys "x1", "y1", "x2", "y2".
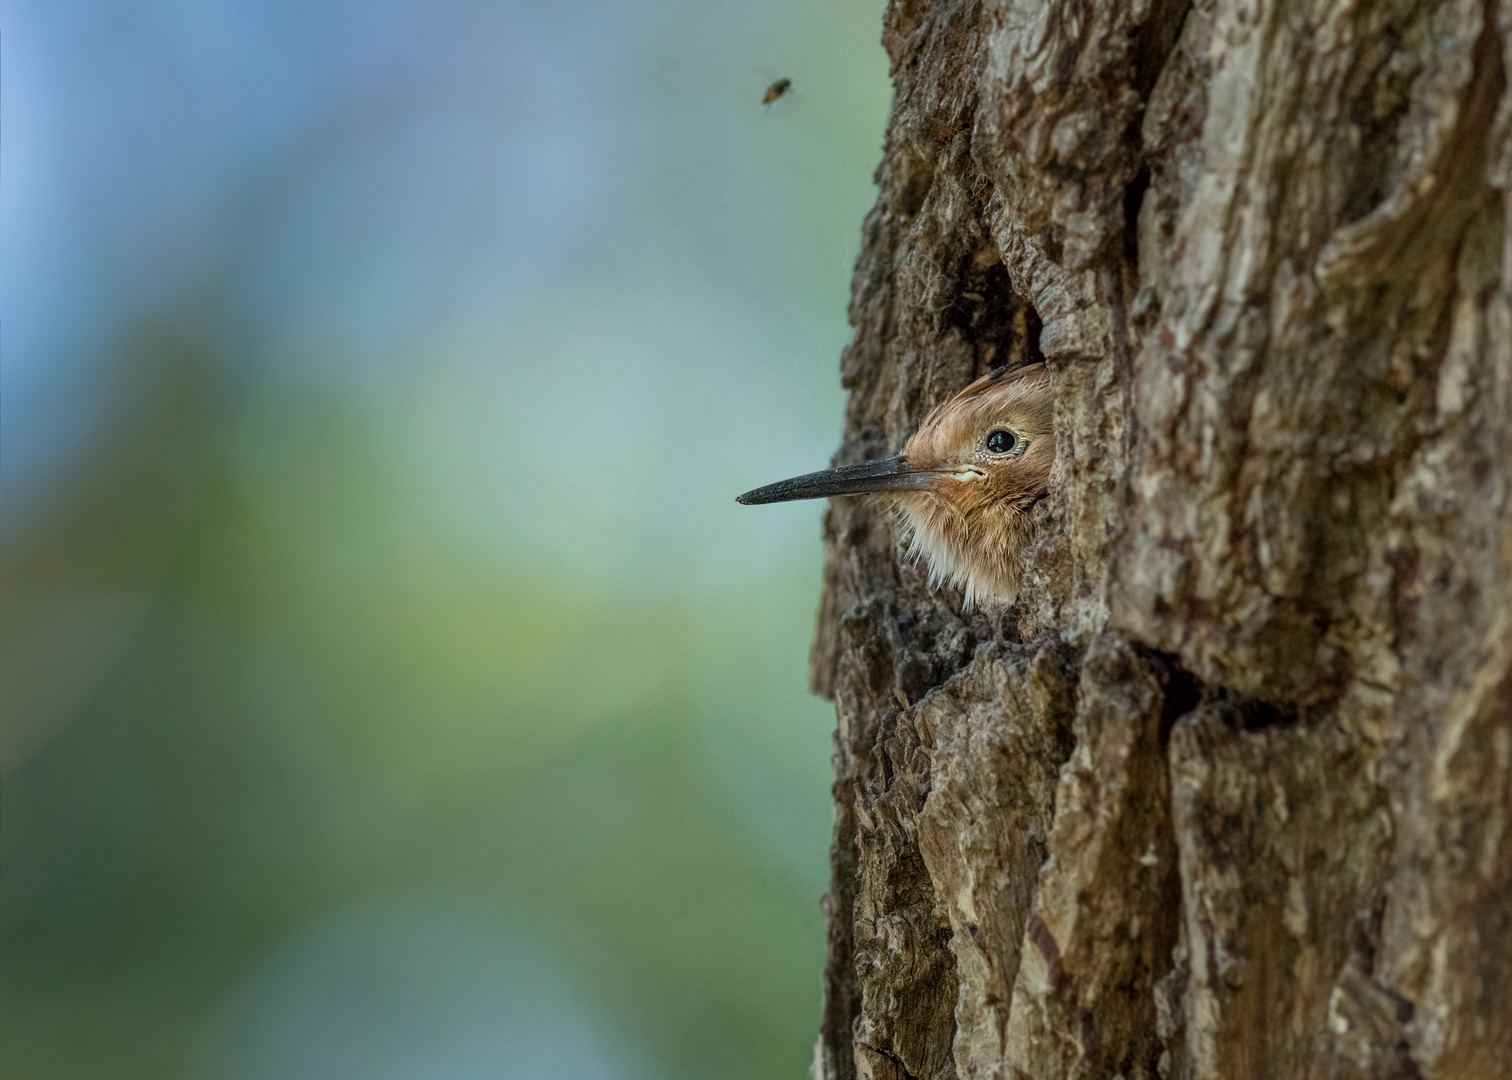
[
  {"x1": 763, "y1": 78, "x2": 792, "y2": 104},
  {"x1": 737, "y1": 362, "x2": 1053, "y2": 610}
]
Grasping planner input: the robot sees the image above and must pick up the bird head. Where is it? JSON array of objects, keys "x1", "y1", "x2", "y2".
[{"x1": 737, "y1": 363, "x2": 1053, "y2": 609}]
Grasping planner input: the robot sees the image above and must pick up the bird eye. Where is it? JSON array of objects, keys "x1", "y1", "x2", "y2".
[{"x1": 984, "y1": 429, "x2": 1018, "y2": 455}]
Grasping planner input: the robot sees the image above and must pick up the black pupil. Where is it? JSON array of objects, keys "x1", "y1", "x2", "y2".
[{"x1": 986, "y1": 430, "x2": 1017, "y2": 454}]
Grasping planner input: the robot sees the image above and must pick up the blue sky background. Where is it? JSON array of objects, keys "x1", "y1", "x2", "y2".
[{"x1": 0, "y1": 2, "x2": 892, "y2": 1076}]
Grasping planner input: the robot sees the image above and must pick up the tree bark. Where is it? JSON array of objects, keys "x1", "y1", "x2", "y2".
[{"x1": 810, "y1": 0, "x2": 1512, "y2": 1077}]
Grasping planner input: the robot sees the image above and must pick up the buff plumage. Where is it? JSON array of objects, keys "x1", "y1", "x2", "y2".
[{"x1": 738, "y1": 363, "x2": 1054, "y2": 609}]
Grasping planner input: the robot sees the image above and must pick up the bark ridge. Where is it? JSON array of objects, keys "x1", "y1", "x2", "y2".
[{"x1": 812, "y1": 0, "x2": 1512, "y2": 1075}]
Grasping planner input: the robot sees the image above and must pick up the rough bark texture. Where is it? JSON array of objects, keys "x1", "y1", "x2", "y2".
[{"x1": 812, "y1": 0, "x2": 1512, "y2": 1076}]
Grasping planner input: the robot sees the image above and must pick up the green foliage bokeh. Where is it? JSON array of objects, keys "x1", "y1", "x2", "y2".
[{"x1": 0, "y1": 2, "x2": 891, "y2": 1077}]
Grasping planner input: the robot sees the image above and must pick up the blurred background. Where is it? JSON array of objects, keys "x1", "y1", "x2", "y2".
[{"x1": 0, "y1": 2, "x2": 891, "y2": 1077}]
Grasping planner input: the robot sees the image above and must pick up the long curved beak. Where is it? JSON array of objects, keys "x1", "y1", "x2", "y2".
[{"x1": 736, "y1": 455, "x2": 934, "y2": 505}]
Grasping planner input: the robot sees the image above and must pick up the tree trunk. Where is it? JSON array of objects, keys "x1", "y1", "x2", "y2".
[{"x1": 809, "y1": 0, "x2": 1512, "y2": 1077}]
